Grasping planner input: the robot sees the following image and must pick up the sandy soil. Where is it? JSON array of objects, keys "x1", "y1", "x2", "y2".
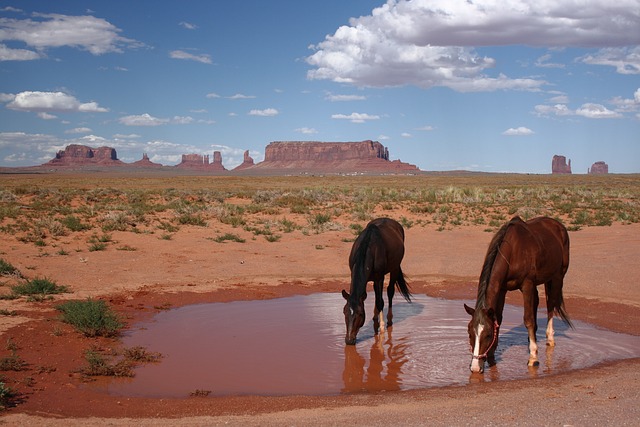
[{"x1": 1, "y1": 222, "x2": 639, "y2": 426}]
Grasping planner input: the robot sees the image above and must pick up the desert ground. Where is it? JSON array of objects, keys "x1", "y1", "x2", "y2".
[{"x1": 0, "y1": 171, "x2": 639, "y2": 426}]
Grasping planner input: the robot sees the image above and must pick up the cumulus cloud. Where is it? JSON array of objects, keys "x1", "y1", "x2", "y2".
[
  {"x1": 0, "y1": 13, "x2": 142, "y2": 57},
  {"x1": 535, "y1": 102, "x2": 623, "y2": 119},
  {"x1": 0, "y1": 43, "x2": 41, "y2": 61},
  {"x1": 179, "y1": 21, "x2": 198, "y2": 30},
  {"x1": 4, "y1": 91, "x2": 108, "y2": 113},
  {"x1": 118, "y1": 113, "x2": 197, "y2": 126},
  {"x1": 248, "y1": 108, "x2": 278, "y2": 117},
  {"x1": 331, "y1": 112, "x2": 380, "y2": 123},
  {"x1": 325, "y1": 94, "x2": 366, "y2": 102},
  {"x1": 503, "y1": 127, "x2": 534, "y2": 136},
  {"x1": 169, "y1": 50, "x2": 212, "y2": 64},
  {"x1": 228, "y1": 94, "x2": 256, "y2": 100},
  {"x1": 580, "y1": 47, "x2": 640, "y2": 75},
  {"x1": 306, "y1": 0, "x2": 639, "y2": 91},
  {"x1": 295, "y1": 127, "x2": 318, "y2": 134}
]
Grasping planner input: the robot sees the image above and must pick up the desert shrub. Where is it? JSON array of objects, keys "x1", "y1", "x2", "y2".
[
  {"x1": 57, "y1": 299, "x2": 123, "y2": 337},
  {"x1": 0, "y1": 259, "x2": 20, "y2": 277},
  {"x1": 0, "y1": 354, "x2": 27, "y2": 371},
  {"x1": 0, "y1": 381, "x2": 16, "y2": 410},
  {"x1": 212, "y1": 233, "x2": 245, "y2": 243},
  {"x1": 11, "y1": 277, "x2": 68, "y2": 296},
  {"x1": 83, "y1": 350, "x2": 133, "y2": 377},
  {"x1": 62, "y1": 215, "x2": 91, "y2": 232},
  {"x1": 123, "y1": 346, "x2": 161, "y2": 363}
]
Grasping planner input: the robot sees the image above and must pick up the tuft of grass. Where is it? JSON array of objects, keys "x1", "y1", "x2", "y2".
[
  {"x1": 57, "y1": 299, "x2": 123, "y2": 337},
  {"x1": 190, "y1": 389, "x2": 211, "y2": 397},
  {"x1": 11, "y1": 277, "x2": 68, "y2": 296},
  {"x1": 212, "y1": 233, "x2": 246, "y2": 243},
  {"x1": 0, "y1": 259, "x2": 20, "y2": 277},
  {"x1": 123, "y1": 346, "x2": 161, "y2": 363},
  {"x1": 82, "y1": 349, "x2": 133, "y2": 377},
  {"x1": 0, "y1": 381, "x2": 17, "y2": 410},
  {"x1": 0, "y1": 354, "x2": 27, "y2": 372}
]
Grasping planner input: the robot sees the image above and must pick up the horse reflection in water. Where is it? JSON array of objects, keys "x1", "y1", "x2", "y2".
[
  {"x1": 342, "y1": 218, "x2": 412, "y2": 345},
  {"x1": 464, "y1": 216, "x2": 573, "y2": 373},
  {"x1": 342, "y1": 329, "x2": 409, "y2": 393}
]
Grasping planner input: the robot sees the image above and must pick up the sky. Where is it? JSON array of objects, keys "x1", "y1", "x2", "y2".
[{"x1": 0, "y1": 0, "x2": 639, "y2": 173}]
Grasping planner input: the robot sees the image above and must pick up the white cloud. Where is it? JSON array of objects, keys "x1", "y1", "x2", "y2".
[
  {"x1": 635, "y1": 88, "x2": 640, "y2": 103},
  {"x1": 119, "y1": 113, "x2": 168, "y2": 126},
  {"x1": 119, "y1": 113, "x2": 196, "y2": 126},
  {"x1": 37, "y1": 112, "x2": 57, "y2": 120},
  {"x1": 401, "y1": 132, "x2": 412, "y2": 138},
  {"x1": 575, "y1": 103, "x2": 622, "y2": 119},
  {"x1": 580, "y1": 47, "x2": 640, "y2": 75},
  {"x1": 548, "y1": 95, "x2": 569, "y2": 104},
  {"x1": 5, "y1": 91, "x2": 108, "y2": 113},
  {"x1": 228, "y1": 94, "x2": 256, "y2": 100},
  {"x1": 416, "y1": 125, "x2": 435, "y2": 131},
  {"x1": 249, "y1": 108, "x2": 278, "y2": 117},
  {"x1": 535, "y1": 54, "x2": 565, "y2": 69},
  {"x1": 534, "y1": 104, "x2": 573, "y2": 117},
  {"x1": 331, "y1": 112, "x2": 380, "y2": 123},
  {"x1": 535, "y1": 102, "x2": 623, "y2": 119},
  {"x1": 306, "y1": 0, "x2": 639, "y2": 91},
  {"x1": 0, "y1": 13, "x2": 142, "y2": 55},
  {"x1": 179, "y1": 21, "x2": 198, "y2": 30},
  {"x1": 0, "y1": 43, "x2": 40, "y2": 61},
  {"x1": 206, "y1": 92, "x2": 220, "y2": 99},
  {"x1": 502, "y1": 126, "x2": 534, "y2": 136},
  {"x1": 295, "y1": 127, "x2": 318, "y2": 134},
  {"x1": 325, "y1": 94, "x2": 366, "y2": 102},
  {"x1": 169, "y1": 50, "x2": 212, "y2": 64}
]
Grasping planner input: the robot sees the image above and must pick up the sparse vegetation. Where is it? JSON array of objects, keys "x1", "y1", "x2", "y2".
[
  {"x1": 57, "y1": 299, "x2": 123, "y2": 337},
  {"x1": 11, "y1": 277, "x2": 68, "y2": 297}
]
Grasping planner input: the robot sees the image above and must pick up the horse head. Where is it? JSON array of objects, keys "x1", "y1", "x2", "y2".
[
  {"x1": 464, "y1": 304, "x2": 499, "y2": 373},
  {"x1": 342, "y1": 290, "x2": 367, "y2": 345}
]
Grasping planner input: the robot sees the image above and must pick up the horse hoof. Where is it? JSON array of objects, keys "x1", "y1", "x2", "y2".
[
  {"x1": 527, "y1": 359, "x2": 539, "y2": 367},
  {"x1": 546, "y1": 340, "x2": 556, "y2": 347}
]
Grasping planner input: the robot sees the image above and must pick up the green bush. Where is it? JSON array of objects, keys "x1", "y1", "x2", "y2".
[
  {"x1": 0, "y1": 259, "x2": 20, "y2": 277},
  {"x1": 57, "y1": 299, "x2": 123, "y2": 337},
  {"x1": 11, "y1": 277, "x2": 68, "y2": 296}
]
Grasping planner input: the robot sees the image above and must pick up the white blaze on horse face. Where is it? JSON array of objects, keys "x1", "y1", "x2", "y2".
[{"x1": 470, "y1": 324, "x2": 484, "y2": 372}]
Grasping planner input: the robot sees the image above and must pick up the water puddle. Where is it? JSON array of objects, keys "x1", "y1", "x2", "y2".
[{"x1": 100, "y1": 293, "x2": 640, "y2": 397}]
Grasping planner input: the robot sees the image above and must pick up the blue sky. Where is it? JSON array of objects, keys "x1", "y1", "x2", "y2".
[{"x1": 1, "y1": 0, "x2": 638, "y2": 173}]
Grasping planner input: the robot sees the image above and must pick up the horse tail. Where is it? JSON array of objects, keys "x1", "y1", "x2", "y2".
[
  {"x1": 351, "y1": 223, "x2": 378, "y2": 302},
  {"x1": 477, "y1": 217, "x2": 522, "y2": 306},
  {"x1": 395, "y1": 266, "x2": 412, "y2": 302},
  {"x1": 554, "y1": 298, "x2": 574, "y2": 329}
]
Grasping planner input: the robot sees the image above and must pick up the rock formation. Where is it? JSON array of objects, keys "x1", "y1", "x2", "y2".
[
  {"x1": 46, "y1": 144, "x2": 124, "y2": 166},
  {"x1": 252, "y1": 140, "x2": 418, "y2": 172},
  {"x1": 552, "y1": 155, "x2": 572, "y2": 174},
  {"x1": 233, "y1": 150, "x2": 255, "y2": 170},
  {"x1": 132, "y1": 153, "x2": 162, "y2": 167},
  {"x1": 588, "y1": 161, "x2": 609, "y2": 174},
  {"x1": 176, "y1": 151, "x2": 226, "y2": 171}
]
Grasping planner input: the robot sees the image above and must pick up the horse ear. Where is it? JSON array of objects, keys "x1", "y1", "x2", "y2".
[
  {"x1": 342, "y1": 290, "x2": 350, "y2": 300},
  {"x1": 464, "y1": 304, "x2": 475, "y2": 316}
]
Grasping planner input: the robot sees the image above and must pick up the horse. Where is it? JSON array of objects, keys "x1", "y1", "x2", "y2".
[
  {"x1": 342, "y1": 218, "x2": 412, "y2": 345},
  {"x1": 464, "y1": 216, "x2": 573, "y2": 373}
]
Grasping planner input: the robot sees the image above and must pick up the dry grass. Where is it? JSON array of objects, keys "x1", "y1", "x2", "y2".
[{"x1": 0, "y1": 173, "x2": 638, "y2": 246}]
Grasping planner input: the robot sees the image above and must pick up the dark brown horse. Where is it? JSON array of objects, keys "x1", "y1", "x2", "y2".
[
  {"x1": 342, "y1": 218, "x2": 411, "y2": 345},
  {"x1": 464, "y1": 216, "x2": 573, "y2": 373}
]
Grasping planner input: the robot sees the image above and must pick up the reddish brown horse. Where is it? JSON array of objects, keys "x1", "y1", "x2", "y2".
[
  {"x1": 464, "y1": 216, "x2": 573, "y2": 373},
  {"x1": 342, "y1": 218, "x2": 411, "y2": 345}
]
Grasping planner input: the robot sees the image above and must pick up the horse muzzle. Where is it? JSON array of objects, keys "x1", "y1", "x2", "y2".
[{"x1": 469, "y1": 356, "x2": 485, "y2": 373}]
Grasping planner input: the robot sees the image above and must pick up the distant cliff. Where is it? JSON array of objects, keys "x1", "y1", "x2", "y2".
[
  {"x1": 46, "y1": 144, "x2": 124, "y2": 166},
  {"x1": 588, "y1": 161, "x2": 609, "y2": 174},
  {"x1": 252, "y1": 140, "x2": 418, "y2": 172},
  {"x1": 552, "y1": 155, "x2": 572, "y2": 174}
]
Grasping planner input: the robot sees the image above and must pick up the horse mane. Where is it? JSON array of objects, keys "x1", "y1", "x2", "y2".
[
  {"x1": 350, "y1": 223, "x2": 382, "y2": 304},
  {"x1": 476, "y1": 216, "x2": 523, "y2": 308}
]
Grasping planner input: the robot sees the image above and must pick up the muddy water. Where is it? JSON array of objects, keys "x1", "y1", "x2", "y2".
[{"x1": 103, "y1": 293, "x2": 640, "y2": 398}]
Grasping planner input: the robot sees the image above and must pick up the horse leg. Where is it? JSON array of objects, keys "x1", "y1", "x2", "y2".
[
  {"x1": 522, "y1": 281, "x2": 539, "y2": 367},
  {"x1": 488, "y1": 290, "x2": 506, "y2": 367},
  {"x1": 386, "y1": 274, "x2": 396, "y2": 327},
  {"x1": 544, "y1": 280, "x2": 556, "y2": 347},
  {"x1": 372, "y1": 278, "x2": 385, "y2": 335}
]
